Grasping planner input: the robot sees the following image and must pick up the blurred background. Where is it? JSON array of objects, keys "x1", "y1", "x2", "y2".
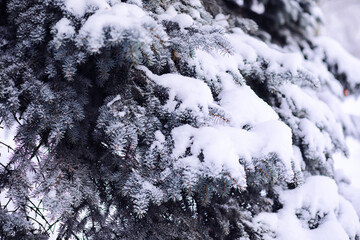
[
  {"x1": 320, "y1": 0, "x2": 360, "y2": 218},
  {"x1": 320, "y1": 0, "x2": 360, "y2": 57}
]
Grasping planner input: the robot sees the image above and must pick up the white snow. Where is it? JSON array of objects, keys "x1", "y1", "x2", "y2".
[
  {"x1": 157, "y1": 6, "x2": 194, "y2": 30},
  {"x1": 172, "y1": 14, "x2": 194, "y2": 29},
  {"x1": 63, "y1": 0, "x2": 120, "y2": 17},
  {"x1": 127, "y1": 0, "x2": 142, "y2": 7},
  {"x1": 189, "y1": 49, "x2": 244, "y2": 84},
  {"x1": 172, "y1": 125, "x2": 247, "y2": 186},
  {"x1": 228, "y1": 29, "x2": 305, "y2": 75},
  {"x1": 334, "y1": 136, "x2": 360, "y2": 217},
  {"x1": 220, "y1": 84, "x2": 279, "y2": 127},
  {"x1": 215, "y1": 14, "x2": 230, "y2": 28},
  {"x1": 76, "y1": 3, "x2": 157, "y2": 51},
  {"x1": 250, "y1": 0, "x2": 265, "y2": 14},
  {"x1": 341, "y1": 96, "x2": 360, "y2": 116},
  {"x1": 53, "y1": 18, "x2": 75, "y2": 39},
  {"x1": 139, "y1": 66, "x2": 213, "y2": 114},
  {"x1": 139, "y1": 35, "x2": 299, "y2": 184},
  {"x1": 189, "y1": 0, "x2": 202, "y2": 8},
  {"x1": 315, "y1": 36, "x2": 360, "y2": 86},
  {"x1": 278, "y1": 82, "x2": 346, "y2": 155},
  {"x1": 106, "y1": 94, "x2": 121, "y2": 107},
  {"x1": 298, "y1": 119, "x2": 332, "y2": 162},
  {"x1": 154, "y1": 130, "x2": 165, "y2": 143},
  {"x1": 150, "y1": 130, "x2": 166, "y2": 150},
  {"x1": 172, "y1": 120, "x2": 294, "y2": 186},
  {"x1": 254, "y1": 176, "x2": 360, "y2": 240},
  {"x1": 64, "y1": 0, "x2": 88, "y2": 17}
]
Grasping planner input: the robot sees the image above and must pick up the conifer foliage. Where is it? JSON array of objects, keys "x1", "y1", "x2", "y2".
[{"x1": 1, "y1": 0, "x2": 360, "y2": 239}]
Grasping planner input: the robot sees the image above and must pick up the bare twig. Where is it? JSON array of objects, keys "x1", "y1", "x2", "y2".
[
  {"x1": 13, "y1": 113, "x2": 22, "y2": 125},
  {"x1": 26, "y1": 215, "x2": 48, "y2": 232},
  {"x1": 27, "y1": 198, "x2": 53, "y2": 228},
  {"x1": 3, "y1": 198, "x2": 12, "y2": 210},
  {"x1": 0, "y1": 141, "x2": 14, "y2": 151}
]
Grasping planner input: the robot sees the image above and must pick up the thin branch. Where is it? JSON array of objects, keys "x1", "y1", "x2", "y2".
[
  {"x1": 29, "y1": 141, "x2": 43, "y2": 162},
  {"x1": 13, "y1": 113, "x2": 22, "y2": 125},
  {"x1": 0, "y1": 141, "x2": 14, "y2": 151},
  {"x1": 46, "y1": 217, "x2": 61, "y2": 232},
  {"x1": 7, "y1": 206, "x2": 20, "y2": 213},
  {"x1": 27, "y1": 199, "x2": 53, "y2": 228},
  {"x1": 71, "y1": 230, "x2": 81, "y2": 240},
  {"x1": 0, "y1": 162, "x2": 8, "y2": 169},
  {"x1": 3, "y1": 198, "x2": 12, "y2": 209},
  {"x1": 26, "y1": 215, "x2": 48, "y2": 233}
]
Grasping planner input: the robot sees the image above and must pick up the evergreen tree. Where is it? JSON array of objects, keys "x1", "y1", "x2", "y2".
[{"x1": 1, "y1": 0, "x2": 360, "y2": 239}]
